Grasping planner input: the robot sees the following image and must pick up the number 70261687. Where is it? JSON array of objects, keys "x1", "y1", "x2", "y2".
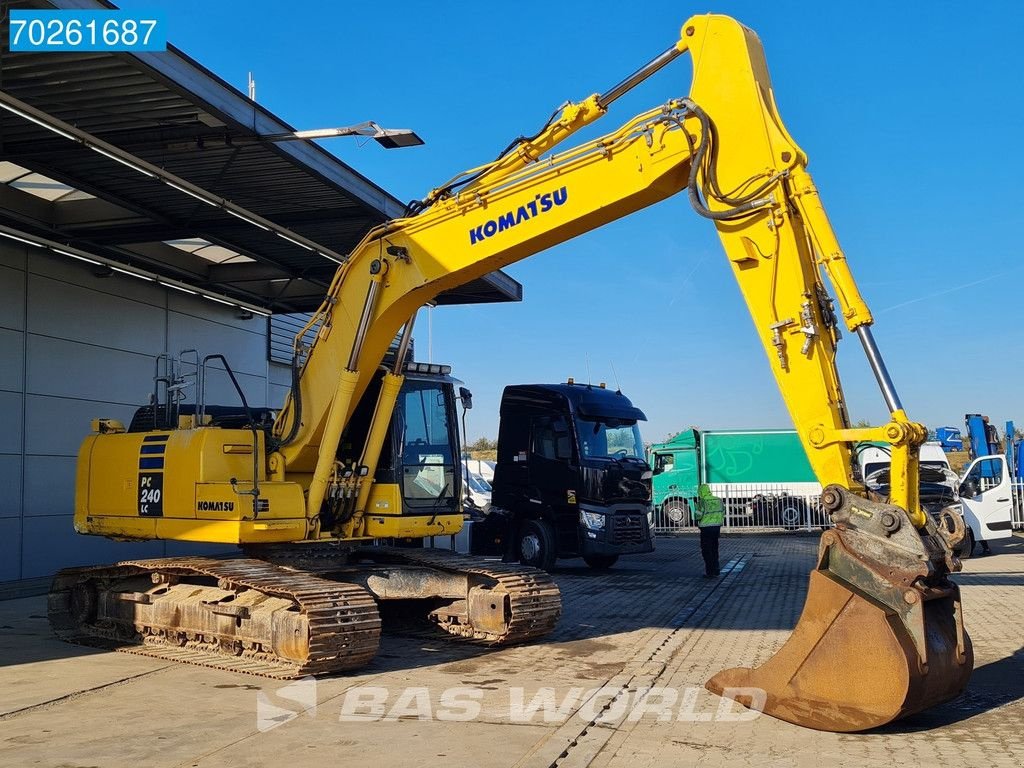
[{"x1": 9, "y1": 10, "x2": 165, "y2": 52}]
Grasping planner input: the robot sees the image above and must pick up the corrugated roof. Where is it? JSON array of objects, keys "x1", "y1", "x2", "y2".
[{"x1": 0, "y1": 0, "x2": 522, "y2": 312}]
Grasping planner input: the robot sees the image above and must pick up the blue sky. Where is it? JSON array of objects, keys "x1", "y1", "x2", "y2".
[{"x1": 121, "y1": 0, "x2": 1024, "y2": 442}]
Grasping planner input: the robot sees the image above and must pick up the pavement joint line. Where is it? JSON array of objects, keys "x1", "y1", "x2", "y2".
[
  {"x1": 0, "y1": 663, "x2": 176, "y2": 720},
  {"x1": 511, "y1": 554, "x2": 753, "y2": 768},
  {"x1": 169, "y1": 661, "x2": 451, "y2": 768}
]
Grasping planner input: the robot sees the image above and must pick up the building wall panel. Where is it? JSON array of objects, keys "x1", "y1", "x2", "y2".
[
  {"x1": 0, "y1": 264, "x2": 26, "y2": 330},
  {"x1": 27, "y1": 273, "x2": 166, "y2": 356},
  {"x1": 0, "y1": 455, "x2": 23, "y2": 519},
  {"x1": 0, "y1": 327, "x2": 25, "y2": 392},
  {"x1": 24, "y1": 395, "x2": 137, "y2": 457},
  {"x1": 21, "y1": 515, "x2": 164, "y2": 579},
  {"x1": 26, "y1": 335, "x2": 155, "y2": 405},
  {"x1": 0, "y1": 518, "x2": 21, "y2": 581},
  {"x1": 0, "y1": 390, "x2": 23, "y2": 455},
  {"x1": 22, "y1": 455, "x2": 76, "y2": 517}
]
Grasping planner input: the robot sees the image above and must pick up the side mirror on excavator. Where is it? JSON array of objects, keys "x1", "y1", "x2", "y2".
[{"x1": 459, "y1": 387, "x2": 473, "y2": 410}]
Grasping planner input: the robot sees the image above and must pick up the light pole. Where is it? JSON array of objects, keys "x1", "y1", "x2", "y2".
[{"x1": 261, "y1": 121, "x2": 424, "y2": 149}]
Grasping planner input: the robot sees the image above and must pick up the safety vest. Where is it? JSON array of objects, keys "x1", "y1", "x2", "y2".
[{"x1": 695, "y1": 484, "x2": 724, "y2": 527}]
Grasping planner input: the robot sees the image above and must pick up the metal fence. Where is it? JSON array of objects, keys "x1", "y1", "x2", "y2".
[
  {"x1": 1013, "y1": 480, "x2": 1024, "y2": 530},
  {"x1": 651, "y1": 483, "x2": 828, "y2": 534}
]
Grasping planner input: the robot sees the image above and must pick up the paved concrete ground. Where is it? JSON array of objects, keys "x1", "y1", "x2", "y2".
[{"x1": 1, "y1": 534, "x2": 1021, "y2": 768}]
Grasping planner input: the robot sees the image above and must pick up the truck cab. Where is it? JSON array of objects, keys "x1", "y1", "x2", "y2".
[{"x1": 491, "y1": 382, "x2": 654, "y2": 570}]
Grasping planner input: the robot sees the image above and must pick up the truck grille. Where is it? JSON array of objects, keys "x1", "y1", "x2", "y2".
[{"x1": 611, "y1": 512, "x2": 647, "y2": 545}]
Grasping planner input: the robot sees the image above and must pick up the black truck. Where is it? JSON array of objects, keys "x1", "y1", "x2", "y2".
[{"x1": 486, "y1": 381, "x2": 655, "y2": 570}]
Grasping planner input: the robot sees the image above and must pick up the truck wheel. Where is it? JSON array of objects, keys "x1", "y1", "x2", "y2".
[
  {"x1": 583, "y1": 554, "x2": 619, "y2": 569},
  {"x1": 519, "y1": 519, "x2": 557, "y2": 570},
  {"x1": 662, "y1": 497, "x2": 691, "y2": 527},
  {"x1": 778, "y1": 499, "x2": 808, "y2": 530},
  {"x1": 957, "y1": 528, "x2": 976, "y2": 560}
]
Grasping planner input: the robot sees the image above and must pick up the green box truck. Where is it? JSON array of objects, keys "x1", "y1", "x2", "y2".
[{"x1": 647, "y1": 429, "x2": 821, "y2": 529}]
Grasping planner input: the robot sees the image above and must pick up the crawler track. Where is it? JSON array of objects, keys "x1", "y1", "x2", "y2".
[
  {"x1": 49, "y1": 548, "x2": 561, "y2": 679},
  {"x1": 48, "y1": 557, "x2": 381, "y2": 679},
  {"x1": 353, "y1": 547, "x2": 562, "y2": 644}
]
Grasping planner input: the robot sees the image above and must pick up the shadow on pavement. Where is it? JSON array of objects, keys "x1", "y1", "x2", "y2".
[
  {"x1": 955, "y1": 572, "x2": 1024, "y2": 586},
  {"x1": 880, "y1": 646, "x2": 1024, "y2": 732},
  {"x1": 0, "y1": 536, "x2": 814, "y2": 670}
]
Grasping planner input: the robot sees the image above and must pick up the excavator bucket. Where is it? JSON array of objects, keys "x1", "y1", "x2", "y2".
[{"x1": 708, "y1": 486, "x2": 973, "y2": 732}]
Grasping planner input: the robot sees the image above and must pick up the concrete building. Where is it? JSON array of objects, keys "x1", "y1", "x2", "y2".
[{"x1": 0, "y1": 0, "x2": 519, "y2": 588}]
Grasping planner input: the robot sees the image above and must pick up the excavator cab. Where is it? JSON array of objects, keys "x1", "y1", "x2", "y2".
[{"x1": 341, "y1": 362, "x2": 465, "y2": 529}]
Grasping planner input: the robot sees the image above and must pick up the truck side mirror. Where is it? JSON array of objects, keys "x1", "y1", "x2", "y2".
[{"x1": 458, "y1": 386, "x2": 473, "y2": 410}]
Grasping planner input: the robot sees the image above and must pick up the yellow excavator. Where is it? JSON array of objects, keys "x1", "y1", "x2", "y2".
[{"x1": 51, "y1": 14, "x2": 972, "y2": 732}]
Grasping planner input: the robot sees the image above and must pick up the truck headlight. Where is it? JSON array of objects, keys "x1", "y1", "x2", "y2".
[
  {"x1": 647, "y1": 509, "x2": 654, "y2": 528},
  {"x1": 580, "y1": 510, "x2": 605, "y2": 530}
]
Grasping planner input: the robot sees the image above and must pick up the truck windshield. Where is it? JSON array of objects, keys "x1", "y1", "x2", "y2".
[
  {"x1": 396, "y1": 380, "x2": 457, "y2": 508},
  {"x1": 575, "y1": 416, "x2": 645, "y2": 460}
]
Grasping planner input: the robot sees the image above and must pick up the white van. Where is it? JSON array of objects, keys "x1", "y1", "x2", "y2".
[{"x1": 957, "y1": 454, "x2": 1016, "y2": 556}]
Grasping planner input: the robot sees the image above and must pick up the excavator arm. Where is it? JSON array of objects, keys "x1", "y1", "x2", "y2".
[{"x1": 264, "y1": 14, "x2": 972, "y2": 732}]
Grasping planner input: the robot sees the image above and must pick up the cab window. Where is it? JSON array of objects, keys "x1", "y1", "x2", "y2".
[
  {"x1": 653, "y1": 452, "x2": 675, "y2": 475},
  {"x1": 531, "y1": 416, "x2": 572, "y2": 461},
  {"x1": 961, "y1": 457, "x2": 1003, "y2": 496}
]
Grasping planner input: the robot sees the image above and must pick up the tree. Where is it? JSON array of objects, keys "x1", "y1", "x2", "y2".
[{"x1": 469, "y1": 436, "x2": 497, "y2": 452}]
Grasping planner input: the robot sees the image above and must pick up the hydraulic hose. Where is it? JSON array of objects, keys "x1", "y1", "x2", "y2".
[{"x1": 680, "y1": 100, "x2": 776, "y2": 221}]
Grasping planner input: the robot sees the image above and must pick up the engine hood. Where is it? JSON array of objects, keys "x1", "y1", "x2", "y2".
[{"x1": 865, "y1": 466, "x2": 958, "y2": 513}]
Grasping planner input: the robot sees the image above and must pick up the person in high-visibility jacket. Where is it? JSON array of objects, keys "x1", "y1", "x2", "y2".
[{"x1": 695, "y1": 483, "x2": 724, "y2": 577}]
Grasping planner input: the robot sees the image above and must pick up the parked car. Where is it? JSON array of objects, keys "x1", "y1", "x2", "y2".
[
  {"x1": 461, "y1": 463, "x2": 492, "y2": 511},
  {"x1": 463, "y1": 458, "x2": 495, "y2": 484}
]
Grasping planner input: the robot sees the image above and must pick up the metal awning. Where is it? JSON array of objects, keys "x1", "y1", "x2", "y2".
[{"x1": 0, "y1": 0, "x2": 522, "y2": 312}]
